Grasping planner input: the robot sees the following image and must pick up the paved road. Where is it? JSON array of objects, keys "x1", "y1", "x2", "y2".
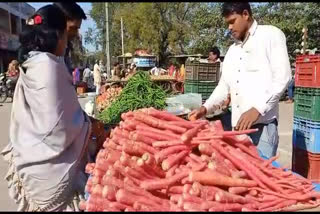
[{"x1": 0, "y1": 100, "x2": 302, "y2": 210}]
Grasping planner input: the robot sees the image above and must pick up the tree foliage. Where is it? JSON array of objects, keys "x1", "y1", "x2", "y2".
[{"x1": 85, "y1": 2, "x2": 320, "y2": 66}]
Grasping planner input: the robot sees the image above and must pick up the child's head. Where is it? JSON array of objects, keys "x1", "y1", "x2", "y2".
[{"x1": 18, "y1": 5, "x2": 67, "y2": 63}]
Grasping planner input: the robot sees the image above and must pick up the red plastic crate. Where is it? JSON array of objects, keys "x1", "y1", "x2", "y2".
[
  {"x1": 295, "y1": 55, "x2": 320, "y2": 88},
  {"x1": 292, "y1": 146, "x2": 320, "y2": 181}
]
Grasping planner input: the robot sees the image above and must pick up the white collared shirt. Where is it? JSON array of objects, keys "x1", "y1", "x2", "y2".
[{"x1": 203, "y1": 20, "x2": 292, "y2": 127}]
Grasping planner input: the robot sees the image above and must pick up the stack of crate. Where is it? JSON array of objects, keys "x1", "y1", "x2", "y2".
[
  {"x1": 184, "y1": 62, "x2": 220, "y2": 102},
  {"x1": 292, "y1": 54, "x2": 320, "y2": 180}
]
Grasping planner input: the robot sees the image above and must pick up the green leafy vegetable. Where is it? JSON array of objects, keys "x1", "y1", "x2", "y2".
[{"x1": 97, "y1": 71, "x2": 167, "y2": 124}]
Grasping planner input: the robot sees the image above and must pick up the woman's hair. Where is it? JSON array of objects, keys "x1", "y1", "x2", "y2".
[
  {"x1": 18, "y1": 5, "x2": 67, "y2": 63},
  {"x1": 53, "y1": 2, "x2": 87, "y2": 21}
]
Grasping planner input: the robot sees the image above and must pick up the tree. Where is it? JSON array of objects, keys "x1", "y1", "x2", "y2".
[
  {"x1": 253, "y1": 3, "x2": 320, "y2": 63},
  {"x1": 86, "y1": 3, "x2": 320, "y2": 66},
  {"x1": 85, "y1": 3, "x2": 197, "y2": 66}
]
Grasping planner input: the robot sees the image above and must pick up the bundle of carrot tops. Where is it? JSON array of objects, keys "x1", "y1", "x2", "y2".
[{"x1": 81, "y1": 107, "x2": 320, "y2": 212}]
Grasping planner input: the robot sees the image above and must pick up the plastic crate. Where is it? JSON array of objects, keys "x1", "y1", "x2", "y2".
[
  {"x1": 184, "y1": 80, "x2": 217, "y2": 100},
  {"x1": 185, "y1": 62, "x2": 220, "y2": 81},
  {"x1": 293, "y1": 116, "x2": 320, "y2": 153},
  {"x1": 294, "y1": 87, "x2": 320, "y2": 121},
  {"x1": 295, "y1": 54, "x2": 320, "y2": 88},
  {"x1": 292, "y1": 146, "x2": 320, "y2": 181}
]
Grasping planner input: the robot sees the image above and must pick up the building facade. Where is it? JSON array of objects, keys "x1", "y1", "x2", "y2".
[{"x1": 0, "y1": 2, "x2": 35, "y2": 73}]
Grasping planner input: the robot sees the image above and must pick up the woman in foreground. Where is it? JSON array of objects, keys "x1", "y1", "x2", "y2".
[{"x1": 1, "y1": 5, "x2": 105, "y2": 211}]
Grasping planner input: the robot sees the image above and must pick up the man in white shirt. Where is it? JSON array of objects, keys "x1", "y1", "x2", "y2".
[
  {"x1": 188, "y1": 2, "x2": 291, "y2": 158},
  {"x1": 93, "y1": 60, "x2": 101, "y2": 95},
  {"x1": 82, "y1": 65, "x2": 91, "y2": 83}
]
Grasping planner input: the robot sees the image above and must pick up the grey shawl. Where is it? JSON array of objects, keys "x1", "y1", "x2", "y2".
[{"x1": 2, "y1": 51, "x2": 91, "y2": 210}]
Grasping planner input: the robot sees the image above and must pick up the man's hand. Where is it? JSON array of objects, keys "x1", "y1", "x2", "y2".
[
  {"x1": 188, "y1": 106, "x2": 208, "y2": 121},
  {"x1": 221, "y1": 94, "x2": 231, "y2": 111},
  {"x1": 235, "y1": 107, "x2": 261, "y2": 131}
]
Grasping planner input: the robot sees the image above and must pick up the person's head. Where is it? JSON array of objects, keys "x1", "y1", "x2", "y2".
[
  {"x1": 18, "y1": 5, "x2": 67, "y2": 63},
  {"x1": 221, "y1": 2, "x2": 253, "y2": 41},
  {"x1": 53, "y1": 3, "x2": 87, "y2": 40},
  {"x1": 130, "y1": 63, "x2": 136, "y2": 70},
  {"x1": 95, "y1": 59, "x2": 99, "y2": 65},
  {"x1": 114, "y1": 62, "x2": 120, "y2": 68},
  {"x1": 99, "y1": 60, "x2": 103, "y2": 65},
  {"x1": 208, "y1": 46, "x2": 220, "y2": 62}
]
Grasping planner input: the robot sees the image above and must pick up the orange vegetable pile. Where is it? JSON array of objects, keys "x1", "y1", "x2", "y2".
[
  {"x1": 81, "y1": 107, "x2": 320, "y2": 211},
  {"x1": 96, "y1": 86, "x2": 122, "y2": 112}
]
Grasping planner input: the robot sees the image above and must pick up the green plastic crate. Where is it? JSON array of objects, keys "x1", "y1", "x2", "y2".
[
  {"x1": 184, "y1": 80, "x2": 217, "y2": 100},
  {"x1": 185, "y1": 62, "x2": 220, "y2": 81},
  {"x1": 294, "y1": 87, "x2": 320, "y2": 121}
]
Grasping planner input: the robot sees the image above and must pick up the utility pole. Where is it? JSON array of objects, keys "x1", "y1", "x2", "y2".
[
  {"x1": 105, "y1": 2, "x2": 111, "y2": 77},
  {"x1": 301, "y1": 27, "x2": 308, "y2": 55},
  {"x1": 121, "y1": 17, "x2": 125, "y2": 68}
]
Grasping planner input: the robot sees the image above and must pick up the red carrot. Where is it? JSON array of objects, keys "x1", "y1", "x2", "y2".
[
  {"x1": 155, "y1": 145, "x2": 190, "y2": 163},
  {"x1": 189, "y1": 153, "x2": 203, "y2": 164},
  {"x1": 210, "y1": 142, "x2": 270, "y2": 190},
  {"x1": 183, "y1": 184, "x2": 192, "y2": 194},
  {"x1": 181, "y1": 123, "x2": 206, "y2": 143},
  {"x1": 140, "y1": 171, "x2": 189, "y2": 191},
  {"x1": 152, "y1": 140, "x2": 184, "y2": 148},
  {"x1": 166, "y1": 164, "x2": 179, "y2": 178},
  {"x1": 281, "y1": 202, "x2": 320, "y2": 212},
  {"x1": 262, "y1": 153, "x2": 280, "y2": 167},
  {"x1": 228, "y1": 147, "x2": 285, "y2": 193},
  {"x1": 189, "y1": 170, "x2": 258, "y2": 187},
  {"x1": 208, "y1": 161, "x2": 231, "y2": 176},
  {"x1": 170, "y1": 194, "x2": 181, "y2": 203},
  {"x1": 134, "y1": 112, "x2": 186, "y2": 134},
  {"x1": 91, "y1": 184, "x2": 103, "y2": 197},
  {"x1": 136, "y1": 125, "x2": 180, "y2": 139},
  {"x1": 215, "y1": 190, "x2": 249, "y2": 204},
  {"x1": 208, "y1": 203, "x2": 244, "y2": 211},
  {"x1": 228, "y1": 187, "x2": 249, "y2": 195},
  {"x1": 137, "y1": 158, "x2": 166, "y2": 178},
  {"x1": 101, "y1": 176, "x2": 124, "y2": 189},
  {"x1": 167, "y1": 121, "x2": 199, "y2": 129},
  {"x1": 102, "y1": 185, "x2": 118, "y2": 201},
  {"x1": 183, "y1": 201, "x2": 206, "y2": 211},
  {"x1": 116, "y1": 189, "x2": 160, "y2": 207},
  {"x1": 168, "y1": 186, "x2": 184, "y2": 194},
  {"x1": 259, "y1": 199, "x2": 297, "y2": 212},
  {"x1": 135, "y1": 130, "x2": 176, "y2": 141},
  {"x1": 143, "y1": 108, "x2": 186, "y2": 122},
  {"x1": 129, "y1": 131, "x2": 155, "y2": 145},
  {"x1": 162, "y1": 150, "x2": 190, "y2": 171},
  {"x1": 122, "y1": 140, "x2": 157, "y2": 156},
  {"x1": 231, "y1": 170, "x2": 248, "y2": 179}
]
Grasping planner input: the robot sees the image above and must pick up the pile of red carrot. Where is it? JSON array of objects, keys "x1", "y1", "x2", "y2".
[{"x1": 80, "y1": 107, "x2": 320, "y2": 211}]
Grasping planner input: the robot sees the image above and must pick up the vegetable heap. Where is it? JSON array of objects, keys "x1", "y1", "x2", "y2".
[
  {"x1": 96, "y1": 86, "x2": 122, "y2": 112},
  {"x1": 97, "y1": 72, "x2": 167, "y2": 124},
  {"x1": 81, "y1": 108, "x2": 320, "y2": 212}
]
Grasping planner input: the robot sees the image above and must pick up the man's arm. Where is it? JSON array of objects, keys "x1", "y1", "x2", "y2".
[
  {"x1": 203, "y1": 57, "x2": 230, "y2": 114},
  {"x1": 253, "y1": 27, "x2": 292, "y2": 116}
]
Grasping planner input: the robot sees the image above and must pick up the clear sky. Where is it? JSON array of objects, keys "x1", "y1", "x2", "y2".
[{"x1": 28, "y1": 2, "x2": 96, "y2": 52}]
